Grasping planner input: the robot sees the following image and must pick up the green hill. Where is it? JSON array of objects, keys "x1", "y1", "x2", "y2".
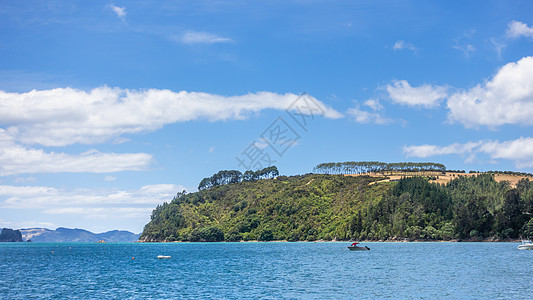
[{"x1": 140, "y1": 173, "x2": 533, "y2": 242}]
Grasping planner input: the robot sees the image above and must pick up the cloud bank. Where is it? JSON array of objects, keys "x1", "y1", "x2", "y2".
[
  {"x1": 0, "y1": 183, "x2": 186, "y2": 222},
  {"x1": 0, "y1": 183, "x2": 183, "y2": 208},
  {"x1": 404, "y1": 137, "x2": 533, "y2": 169},
  {"x1": 0, "y1": 126, "x2": 152, "y2": 176},
  {"x1": 0, "y1": 142, "x2": 152, "y2": 176},
  {"x1": 0, "y1": 87, "x2": 342, "y2": 147},
  {"x1": 0, "y1": 87, "x2": 340, "y2": 175}
]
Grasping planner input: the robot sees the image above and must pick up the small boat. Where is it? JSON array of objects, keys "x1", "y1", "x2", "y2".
[
  {"x1": 347, "y1": 242, "x2": 370, "y2": 251},
  {"x1": 157, "y1": 255, "x2": 172, "y2": 259},
  {"x1": 517, "y1": 240, "x2": 533, "y2": 250}
]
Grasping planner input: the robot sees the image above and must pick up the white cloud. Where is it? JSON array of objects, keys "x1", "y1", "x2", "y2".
[
  {"x1": 452, "y1": 30, "x2": 476, "y2": 56},
  {"x1": 452, "y1": 43, "x2": 475, "y2": 56},
  {"x1": 13, "y1": 221, "x2": 56, "y2": 229},
  {"x1": 0, "y1": 185, "x2": 58, "y2": 199},
  {"x1": 181, "y1": 31, "x2": 233, "y2": 44},
  {"x1": 14, "y1": 176, "x2": 36, "y2": 183},
  {"x1": 347, "y1": 108, "x2": 390, "y2": 125},
  {"x1": 0, "y1": 219, "x2": 12, "y2": 227},
  {"x1": 404, "y1": 137, "x2": 533, "y2": 169},
  {"x1": 347, "y1": 99, "x2": 392, "y2": 125},
  {"x1": 0, "y1": 87, "x2": 342, "y2": 147},
  {"x1": 489, "y1": 38, "x2": 506, "y2": 59},
  {"x1": 104, "y1": 176, "x2": 116, "y2": 182},
  {"x1": 363, "y1": 99, "x2": 383, "y2": 111},
  {"x1": 0, "y1": 183, "x2": 185, "y2": 209},
  {"x1": 253, "y1": 137, "x2": 270, "y2": 150},
  {"x1": 0, "y1": 138, "x2": 152, "y2": 176},
  {"x1": 403, "y1": 141, "x2": 482, "y2": 158},
  {"x1": 139, "y1": 183, "x2": 184, "y2": 196},
  {"x1": 42, "y1": 207, "x2": 152, "y2": 220},
  {"x1": 109, "y1": 4, "x2": 126, "y2": 19},
  {"x1": 479, "y1": 138, "x2": 533, "y2": 168},
  {"x1": 0, "y1": 184, "x2": 187, "y2": 229},
  {"x1": 386, "y1": 80, "x2": 447, "y2": 108},
  {"x1": 393, "y1": 40, "x2": 417, "y2": 52},
  {"x1": 447, "y1": 56, "x2": 533, "y2": 127},
  {"x1": 506, "y1": 21, "x2": 533, "y2": 38}
]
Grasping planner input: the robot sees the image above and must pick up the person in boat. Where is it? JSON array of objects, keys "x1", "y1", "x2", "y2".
[{"x1": 350, "y1": 242, "x2": 370, "y2": 250}]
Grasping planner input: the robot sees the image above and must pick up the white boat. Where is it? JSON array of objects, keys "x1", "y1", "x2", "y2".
[
  {"x1": 157, "y1": 255, "x2": 172, "y2": 259},
  {"x1": 347, "y1": 242, "x2": 370, "y2": 251},
  {"x1": 517, "y1": 240, "x2": 533, "y2": 250}
]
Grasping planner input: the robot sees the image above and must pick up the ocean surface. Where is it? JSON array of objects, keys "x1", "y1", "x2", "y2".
[{"x1": 0, "y1": 242, "x2": 531, "y2": 299}]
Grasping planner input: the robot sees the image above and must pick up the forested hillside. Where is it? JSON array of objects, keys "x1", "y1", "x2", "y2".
[{"x1": 140, "y1": 173, "x2": 533, "y2": 242}]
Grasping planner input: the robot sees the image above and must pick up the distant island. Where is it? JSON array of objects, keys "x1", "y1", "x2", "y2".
[
  {"x1": 140, "y1": 162, "x2": 533, "y2": 242},
  {"x1": 19, "y1": 227, "x2": 140, "y2": 243},
  {"x1": 0, "y1": 228, "x2": 23, "y2": 242}
]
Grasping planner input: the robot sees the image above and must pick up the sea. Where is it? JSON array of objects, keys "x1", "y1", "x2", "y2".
[{"x1": 0, "y1": 242, "x2": 531, "y2": 299}]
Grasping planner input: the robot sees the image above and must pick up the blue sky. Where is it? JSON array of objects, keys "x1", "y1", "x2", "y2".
[{"x1": 1, "y1": 0, "x2": 533, "y2": 233}]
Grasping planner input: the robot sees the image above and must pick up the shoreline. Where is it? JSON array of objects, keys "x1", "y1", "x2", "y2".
[{"x1": 138, "y1": 238, "x2": 524, "y2": 243}]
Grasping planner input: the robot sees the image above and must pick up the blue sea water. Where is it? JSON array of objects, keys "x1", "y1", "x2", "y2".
[{"x1": 0, "y1": 242, "x2": 531, "y2": 299}]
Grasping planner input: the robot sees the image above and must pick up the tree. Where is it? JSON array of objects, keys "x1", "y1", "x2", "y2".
[
  {"x1": 258, "y1": 228, "x2": 274, "y2": 241},
  {"x1": 500, "y1": 189, "x2": 522, "y2": 237},
  {"x1": 198, "y1": 177, "x2": 213, "y2": 191},
  {"x1": 198, "y1": 170, "x2": 243, "y2": 190},
  {"x1": 243, "y1": 170, "x2": 255, "y2": 181},
  {"x1": 521, "y1": 218, "x2": 533, "y2": 238},
  {"x1": 313, "y1": 161, "x2": 446, "y2": 175}
]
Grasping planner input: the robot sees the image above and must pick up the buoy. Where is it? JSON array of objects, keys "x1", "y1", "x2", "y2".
[{"x1": 132, "y1": 257, "x2": 135, "y2": 260}]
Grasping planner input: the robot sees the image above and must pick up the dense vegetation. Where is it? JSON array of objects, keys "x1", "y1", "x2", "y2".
[
  {"x1": 313, "y1": 161, "x2": 446, "y2": 175},
  {"x1": 140, "y1": 173, "x2": 533, "y2": 242}
]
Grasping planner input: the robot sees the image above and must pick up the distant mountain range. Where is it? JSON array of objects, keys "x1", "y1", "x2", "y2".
[{"x1": 20, "y1": 227, "x2": 140, "y2": 242}]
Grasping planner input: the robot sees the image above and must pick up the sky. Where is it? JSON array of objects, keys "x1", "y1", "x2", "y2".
[{"x1": 1, "y1": 0, "x2": 533, "y2": 233}]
